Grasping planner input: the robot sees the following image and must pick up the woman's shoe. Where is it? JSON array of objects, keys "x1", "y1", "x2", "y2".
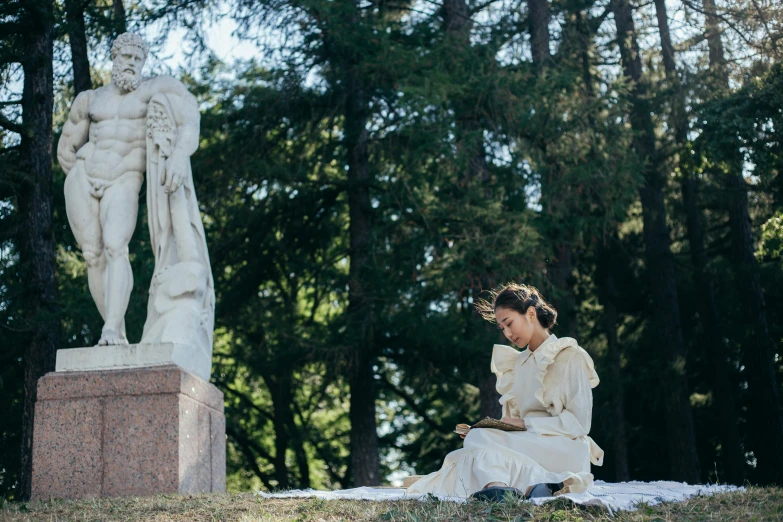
[
  {"x1": 525, "y1": 482, "x2": 565, "y2": 499},
  {"x1": 470, "y1": 486, "x2": 525, "y2": 502}
]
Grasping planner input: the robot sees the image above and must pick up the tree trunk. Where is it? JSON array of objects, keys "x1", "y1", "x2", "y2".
[
  {"x1": 610, "y1": 0, "x2": 701, "y2": 483},
  {"x1": 275, "y1": 364, "x2": 311, "y2": 488},
  {"x1": 442, "y1": 0, "x2": 470, "y2": 37},
  {"x1": 702, "y1": 0, "x2": 783, "y2": 485},
  {"x1": 17, "y1": 0, "x2": 59, "y2": 500},
  {"x1": 726, "y1": 172, "x2": 783, "y2": 484},
  {"x1": 266, "y1": 373, "x2": 290, "y2": 489},
  {"x1": 575, "y1": 5, "x2": 631, "y2": 480},
  {"x1": 549, "y1": 242, "x2": 576, "y2": 337},
  {"x1": 528, "y1": 0, "x2": 577, "y2": 337},
  {"x1": 348, "y1": 349, "x2": 378, "y2": 487},
  {"x1": 598, "y1": 247, "x2": 630, "y2": 481},
  {"x1": 528, "y1": 0, "x2": 550, "y2": 69},
  {"x1": 65, "y1": 0, "x2": 91, "y2": 95},
  {"x1": 478, "y1": 371, "x2": 502, "y2": 419},
  {"x1": 652, "y1": 0, "x2": 686, "y2": 143},
  {"x1": 289, "y1": 418, "x2": 311, "y2": 488},
  {"x1": 606, "y1": 291, "x2": 629, "y2": 481},
  {"x1": 683, "y1": 172, "x2": 747, "y2": 483},
  {"x1": 344, "y1": 4, "x2": 379, "y2": 484},
  {"x1": 654, "y1": 0, "x2": 745, "y2": 484},
  {"x1": 267, "y1": 369, "x2": 314, "y2": 489},
  {"x1": 443, "y1": 0, "x2": 502, "y2": 418},
  {"x1": 113, "y1": 0, "x2": 127, "y2": 35},
  {"x1": 702, "y1": 0, "x2": 728, "y2": 83}
]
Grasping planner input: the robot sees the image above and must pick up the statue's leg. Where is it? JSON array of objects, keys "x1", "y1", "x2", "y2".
[
  {"x1": 97, "y1": 172, "x2": 142, "y2": 346},
  {"x1": 64, "y1": 162, "x2": 107, "y2": 322}
]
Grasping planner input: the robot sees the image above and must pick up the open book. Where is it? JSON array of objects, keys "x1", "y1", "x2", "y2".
[{"x1": 454, "y1": 417, "x2": 527, "y2": 436}]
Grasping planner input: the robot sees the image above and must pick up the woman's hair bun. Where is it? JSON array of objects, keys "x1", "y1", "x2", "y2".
[{"x1": 475, "y1": 283, "x2": 558, "y2": 329}]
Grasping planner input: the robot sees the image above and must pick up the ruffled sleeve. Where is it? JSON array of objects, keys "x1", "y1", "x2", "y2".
[
  {"x1": 529, "y1": 337, "x2": 599, "y2": 411},
  {"x1": 490, "y1": 344, "x2": 521, "y2": 418},
  {"x1": 524, "y1": 337, "x2": 604, "y2": 465}
]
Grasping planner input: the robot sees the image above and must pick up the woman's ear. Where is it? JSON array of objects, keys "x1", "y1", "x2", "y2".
[{"x1": 527, "y1": 307, "x2": 537, "y2": 323}]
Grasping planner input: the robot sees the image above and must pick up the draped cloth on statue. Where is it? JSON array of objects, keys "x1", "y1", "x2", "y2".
[
  {"x1": 141, "y1": 92, "x2": 215, "y2": 361},
  {"x1": 407, "y1": 335, "x2": 603, "y2": 498}
]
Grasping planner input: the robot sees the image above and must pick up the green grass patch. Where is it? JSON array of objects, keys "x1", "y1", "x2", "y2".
[{"x1": 1, "y1": 487, "x2": 780, "y2": 521}]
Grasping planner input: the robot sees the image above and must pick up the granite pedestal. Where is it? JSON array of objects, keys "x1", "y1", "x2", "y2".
[{"x1": 31, "y1": 364, "x2": 226, "y2": 499}]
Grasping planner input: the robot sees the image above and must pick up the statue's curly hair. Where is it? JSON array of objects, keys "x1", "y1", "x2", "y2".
[
  {"x1": 474, "y1": 283, "x2": 558, "y2": 329},
  {"x1": 110, "y1": 32, "x2": 149, "y2": 61}
]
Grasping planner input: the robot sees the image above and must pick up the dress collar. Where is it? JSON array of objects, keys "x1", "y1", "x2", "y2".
[
  {"x1": 531, "y1": 333, "x2": 557, "y2": 364},
  {"x1": 515, "y1": 333, "x2": 558, "y2": 365}
]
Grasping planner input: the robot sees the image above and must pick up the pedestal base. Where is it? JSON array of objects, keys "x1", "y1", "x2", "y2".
[
  {"x1": 55, "y1": 343, "x2": 212, "y2": 382},
  {"x1": 31, "y1": 365, "x2": 225, "y2": 499}
]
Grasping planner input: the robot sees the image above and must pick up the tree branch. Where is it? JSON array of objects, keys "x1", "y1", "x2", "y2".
[
  {"x1": 225, "y1": 424, "x2": 275, "y2": 490},
  {"x1": 469, "y1": 0, "x2": 504, "y2": 15},
  {"x1": 681, "y1": 0, "x2": 758, "y2": 52},
  {"x1": 0, "y1": 113, "x2": 23, "y2": 134},
  {"x1": 590, "y1": 5, "x2": 612, "y2": 34},
  {"x1": 748, "y1": 0, "x2": 779, "y2": 57},
  {"x1": 380, "y1": 374, "x2": 451, "y2": 435},
  {"x1": 312, "y1": 440, "x2": 347, "y2": 485},
  {"x1": 217, "y1": 379, "x2": 276, "y2": 424}
]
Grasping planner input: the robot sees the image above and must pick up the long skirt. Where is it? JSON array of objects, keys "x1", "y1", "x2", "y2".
[{"x1": 407, "y1": 428, "x2": 594, "y2": 498}]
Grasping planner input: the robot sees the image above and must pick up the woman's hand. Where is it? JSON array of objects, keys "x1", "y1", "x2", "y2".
[{"x1": 500, "y1": 417, "x2": 526, "y2": 429}]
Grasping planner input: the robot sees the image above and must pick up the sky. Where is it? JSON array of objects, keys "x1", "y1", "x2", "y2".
[{"x1": 151, "y1": 15, "x2": 260, "y2": 75}]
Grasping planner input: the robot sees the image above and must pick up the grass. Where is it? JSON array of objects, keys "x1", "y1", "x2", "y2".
[{"x1": 1, "y1": 487, "x2": 781, "y2": 521}]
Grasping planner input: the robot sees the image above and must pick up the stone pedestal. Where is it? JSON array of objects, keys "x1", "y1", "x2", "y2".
[
  {"x1": 31, "y1": 364, "x2": 225, "y2": 499},
  {"x1": 55, "y1": 343, "x2": 212, "y2": 382}
]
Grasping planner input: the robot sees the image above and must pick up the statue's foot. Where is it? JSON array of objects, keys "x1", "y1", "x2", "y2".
[{"x1": 98, "y1": 327, "x2": 129, "y2": 346}]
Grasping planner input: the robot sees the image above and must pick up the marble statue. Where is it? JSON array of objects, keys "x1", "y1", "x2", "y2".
[{"x1": 57, "y1": 33, "x2": 214, "y2": 362}]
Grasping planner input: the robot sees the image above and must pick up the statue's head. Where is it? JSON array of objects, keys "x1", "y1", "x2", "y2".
[{"x1": 110, "y1": 32, "x2": 149, "y2": 92}]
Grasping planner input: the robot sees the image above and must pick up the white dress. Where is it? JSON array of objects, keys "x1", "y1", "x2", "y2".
[{"x1": 407, "y1": 334, "x2": 604, "y2": 498}]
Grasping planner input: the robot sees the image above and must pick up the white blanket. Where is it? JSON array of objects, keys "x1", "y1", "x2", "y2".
[{"x1": 256, "y1": 481, "x2": 741, "y2": 513}]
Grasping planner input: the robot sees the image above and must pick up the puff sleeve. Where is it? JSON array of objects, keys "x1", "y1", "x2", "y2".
[{"x1": 490, "y1": 344, "x2": 520, "y2": 418}]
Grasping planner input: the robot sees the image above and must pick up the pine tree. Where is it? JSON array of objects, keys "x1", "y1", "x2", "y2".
[{"x1": 610, "y1": 0, "x2": 701, "y2": 483}]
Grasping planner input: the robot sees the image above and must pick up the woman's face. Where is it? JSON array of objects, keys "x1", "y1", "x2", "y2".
[{"x1": 495, "y1": 306, "x2": 535, "y2": 349}]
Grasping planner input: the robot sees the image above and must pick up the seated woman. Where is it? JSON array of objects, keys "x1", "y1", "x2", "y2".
[{"x1": 407, "y1": 283, "x2": 604, "y2": 500}]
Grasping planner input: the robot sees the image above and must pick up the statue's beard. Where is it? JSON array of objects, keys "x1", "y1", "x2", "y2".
[{"x1": 112, "y1": 64, "x2": 141, "y2": 92}]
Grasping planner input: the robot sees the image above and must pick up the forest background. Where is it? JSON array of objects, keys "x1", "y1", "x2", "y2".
[{"x1": 1, "y1": 0, "x2": 782, "y2": 501}]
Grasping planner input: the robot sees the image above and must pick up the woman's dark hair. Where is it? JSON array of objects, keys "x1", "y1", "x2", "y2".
[{"x1": 475, "y1": 283, "x2": 558, "y2": 329}]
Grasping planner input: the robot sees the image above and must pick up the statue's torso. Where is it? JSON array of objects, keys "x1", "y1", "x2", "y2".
[{"x1": 80, "y1": 83, "x2": 152, "y2": 181}]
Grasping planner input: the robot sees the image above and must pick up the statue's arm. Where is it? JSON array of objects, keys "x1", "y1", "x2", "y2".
[
  {"x1": 171, "y1": 91, "x2": 200, "y2": 158},
  {"x1": 56, "y1": 90, "x2": 93, "y2": 174},
  {"x1": 149, "y1": 77, "x2": 200, "y2": 194},
  {"x1": 154, "y1": 77, "x2": 200, "y2": 157}
]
